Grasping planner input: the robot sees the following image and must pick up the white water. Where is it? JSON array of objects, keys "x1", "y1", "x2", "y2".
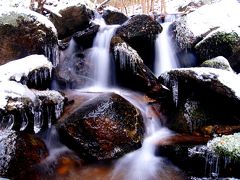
[
  {"x1": 111, "y1": 91, "x2": 180, "y2": 180},
  {"x1": 88, "y1": 18, "x2": 119, "y2": 90},
  {"x1": 154, "y1": 22, "x2": 179, "y2": 77}
]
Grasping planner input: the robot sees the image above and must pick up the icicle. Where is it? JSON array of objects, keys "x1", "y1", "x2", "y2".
[
  {"x1": 54, "y1": 102, "x2": 64, "y2": 119},
  {"x1": 0, "y1": 114, "x2": 14, "y2": 130},
  {"x1": 34, "y1": 110, "x2": 43, "y2": 133},
  {"x1": 20, "y1": 111, "x2": 28, "y2": 131}
]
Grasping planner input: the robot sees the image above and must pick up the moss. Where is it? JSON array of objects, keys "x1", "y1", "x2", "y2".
[
  {"x1": 201, "y1": 56, "x2": 233, "y2": 71},
  {"x1": 207, "y1": 133, "x2": 240, "y2": 161}
]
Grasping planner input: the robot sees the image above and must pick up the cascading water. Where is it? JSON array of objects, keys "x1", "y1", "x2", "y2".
[
  {"x1": 154, "y1": 22, "x2": 180, "y2": 77},
  {"x1": 110, "y1": 92, "x2": 184, "y2": 180},
  {"x1": 87, "y1": 17, "x2": 119, "y2": 90}
]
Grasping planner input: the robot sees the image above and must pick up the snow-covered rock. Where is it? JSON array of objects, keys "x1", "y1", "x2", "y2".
[
  {"x1": 0, "y1": 55, "x2": 53, "y2": 89},
  {"x1": 159, "y1": 67, "x2": 240, "y2": 133},
  {"x1": 0, "y1": 7, "x2": 58, "y2": 65},
  {"x1": 201, "y1": 56, "x2": 234, "y2": 71}
]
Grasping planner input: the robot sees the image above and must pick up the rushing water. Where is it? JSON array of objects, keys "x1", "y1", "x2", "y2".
[
  {"x1": 87, "y1": 18, "x2": 119, "y2": 90},
  {"x1": 154, "y1": 22, "x2": 180, "y2": 77}
]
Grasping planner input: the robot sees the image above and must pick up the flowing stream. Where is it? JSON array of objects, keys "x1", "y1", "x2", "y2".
[{"x1": 154, "y1": 22, "x2": 179, "y2": 77}]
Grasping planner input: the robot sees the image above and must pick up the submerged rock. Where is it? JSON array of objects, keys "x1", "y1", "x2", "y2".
[
  {"x1": 112, "y1": 38, "x2": 169, "y2": 99},
  {"x1": 200, "y1": 56, "x2": 233, "y2": 71},
  {"x1": 0, "y1": 130, "x2": 48, "y2": 178},
  {"x1": 0, "y1": 7, "x2": 58, "y2": 65},
  {"x1": 58, "y1": 93, "x2": 144, "y2": 160},
  {"x1": 159, "y1": 67, "x2": 240, "y2": 133},
  {"x1": 115, "y1": 14, "x2": 162, "y2": 70}
]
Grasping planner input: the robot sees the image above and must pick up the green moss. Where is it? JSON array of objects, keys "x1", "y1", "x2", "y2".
[{"x1": 207, "y1": 133, "x2": 240, "y2": 161}]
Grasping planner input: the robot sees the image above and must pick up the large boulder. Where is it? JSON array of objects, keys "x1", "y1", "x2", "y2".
[
  {"x1": 200, "y1": 56, "x2": 233, "y2": 72},
  {"x1": 115, "y1": 14, "x2": 162, "y2": 70},
  {"x1": 159, "y1": 67, "x2": 240, "y2": 133},
  {"x1": 0, "y1": 130, "x2": 48, "y2": 178},
  {"x1": 112, "y1": 37, "x2": 169, "y2": 99},
  {"x1": 58, "y1": 93, "x2": 144, "y2": 160},
  {"x1": 49, "y1": 3, "x2": 94, "y2": 39},
  {"x1": 0, "y1": 8, "x2": 58, "y2": 65}
]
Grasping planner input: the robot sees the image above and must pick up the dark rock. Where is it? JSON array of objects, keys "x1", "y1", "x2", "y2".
[
  {"x1": 115, "y1": 14, "x2": 162, "y2": 70},
  {"x1": 159, "y1": 67, "x2": 240, "y2": 133},
  {"x1": 102, "y1": 9, "x2": 128, "y2": 25},
  {"x1": 57, "y1": 93, "x2": 144, "y2": 160},
  {"x1": 228, "y1": 40, "x2": 240, "y2": 73},
  {"x1": 112, "y1": 38, "x2": 170, "y2": 99},
  {"x1": 0, "y1": 130, "x2": 48, "y2": 178},
  {"x1": 73, "y1": 24, "x2": 100, "y2": 49},
  {"x1": 49, "y1": 4, "x2": 94, "y2": 39},
  {"x1": 0, "y1": 8, "x2": 58, "y2": 66}
]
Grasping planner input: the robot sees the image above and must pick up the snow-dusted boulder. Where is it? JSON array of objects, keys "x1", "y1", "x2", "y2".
[
  {"x1": 102, "y1": 9, "x2": 128, "y2": 25},
  {"x1": 0, "y1": 8, "x2": 58, "y2": 66},
  {"x1": 159, "y1": 67, "x2": 240, "y2": 133},
  {"x1": 200, "y1": 56, "x2": 233, "y2": 71},
  {"x1": 0, "y1": 130, "x2": 48, "y2": 178},
  {"x1": 115, "y1": 15, "x2": 162, "y2": 70},
  {"x1": 48, "y1": 2, "x2": 94, "y2": 39},
  {"x1": 112, "y1": 37, "x2": 169, "y2": 98},
  {"x1": 0, "y1": 55, "x2": 53, "y2": 89}
]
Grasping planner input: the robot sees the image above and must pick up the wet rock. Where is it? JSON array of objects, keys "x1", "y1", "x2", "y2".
[
  {"x1": 115, "y1": 14, "x2": 162, "y2": 70},
  {"x1": 73, "y1": 24, "x2": 100, "y2": 49},
  {"x1": 112, "y1": 38, "x2": 169, "y2": 99},
  {"x1": 0, "y1": 8, "x2": 58, "y2": 66},
  {"x1": 0, "y1": 55, "x2": 53, "y2": 90},
  {"x1": 58, "y1": 93, "x2": 144, "y2": 160},
  {"x1": 49, "y1": 4, "x2": 94, "y2": 39},
  {"x1": 229, "y1": 42, "x2": 240, "y2": 73},
  {"x1": 0, "y1": 130, "x2": 48, "y2": 178},
  {"x1": 159, "y1": 67, "x2": 240, "y2": 133},
  {"x1": 102, "y1": 9, "x2": 128, "y2": 25},
  {"x1": 200, "y1": 56, "x2": 233, "y2": 72}
]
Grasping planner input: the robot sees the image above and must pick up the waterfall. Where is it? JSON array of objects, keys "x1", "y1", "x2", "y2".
[
  {"x1": 154, "y1": 22, "x2": 179, "y2": 77},
  {"x1": 87, "y1": 18, "x2": 119, "y2": 90},
  {"x1": 110, "y1": 91, "x2": 183, "y2": 180}
]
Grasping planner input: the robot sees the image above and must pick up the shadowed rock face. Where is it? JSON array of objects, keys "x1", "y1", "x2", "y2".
[
  {"x1": 0, "y1": 9, "x2": 58, "y2": 65},
  {"x1": 102, "y1": 9, "x2": 128, "y2": 25},
  {"x1": 115, "y1": 14, "x2": 162, "y2": 70},
  {"x1": 58, "y1": 93, "x2": 144, "y2": 161},
  {"x1": 0, "y1": 130, "x2": 48, "y2": 178}
]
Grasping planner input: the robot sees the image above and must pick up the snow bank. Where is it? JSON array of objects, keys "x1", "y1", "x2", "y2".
[{"x1": 0, "y1": 55, "x2": 53, "y2": 82}]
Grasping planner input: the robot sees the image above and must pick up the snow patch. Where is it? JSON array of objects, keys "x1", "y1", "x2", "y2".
[{"x1": 0, "y1": 54, "x2": 52, "y2": 82}]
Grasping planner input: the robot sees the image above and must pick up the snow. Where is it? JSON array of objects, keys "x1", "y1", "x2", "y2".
[
  {"x1": 178, "y1": 67, "x2": 240, "y2": 98},
  {"x1": 0, "y1": 54, "x2": 53, "y2": 82},
  {"x1": 186, "y1": 0, "x2": 240, "y2": 37},
  {"x1": 0, "y1": 81, "x2": 36, "y2": 110},
  {"x1": 0, "y1": 7, "x2": 57, "y2": 35}
]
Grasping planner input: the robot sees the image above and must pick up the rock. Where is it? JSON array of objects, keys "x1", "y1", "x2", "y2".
[
  {"x1": 173, "y1": 0, "x2": 240, "y2": 61},
  {"x1": 115, "y1": 14, "x2": 162, "y2": 70},
  {"x1": 112, "y1": 38, "x2": 170, "y2": 99},
  {"x1": 0, "y1": 55, "x2": 53, "y2": 90},
  {"x1": 0, "y1": 81, "x2": 65, "y2": 133},
  {"x1": 195, "y1": 28, "x2": 240, "y2": 62},
  {"x1": 49, "y1": 4, "x2": 94, "y2": 39},
  {"x1": 200, "y1": 56, "x2": 233, "y2": 71},
  {"x1": 73, "y1": 24, "x2": 100, "y2": 49},
  {"x1": 229, "y1": 42, "x2": 240, "y2": 73},
  {"x1": 0, "y1": 7, "x2": 58, "y2": 66},
  {"x1": 102, "y1": 9, "x2": 128, "y2": 25},
  {"x1": 0, "y1": 130, "x2": 48, "y2": 178},
  {"x1": 58, "y1": 93, "x2": 144, "y2": 160},
  {"x1": 158, "y1": 67, "x2": 240, "y2": 133}
]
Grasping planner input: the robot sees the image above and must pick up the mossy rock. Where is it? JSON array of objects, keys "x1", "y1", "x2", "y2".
[{"x1": 200, "y1": 56, "x2": 233, "y2": 71}]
